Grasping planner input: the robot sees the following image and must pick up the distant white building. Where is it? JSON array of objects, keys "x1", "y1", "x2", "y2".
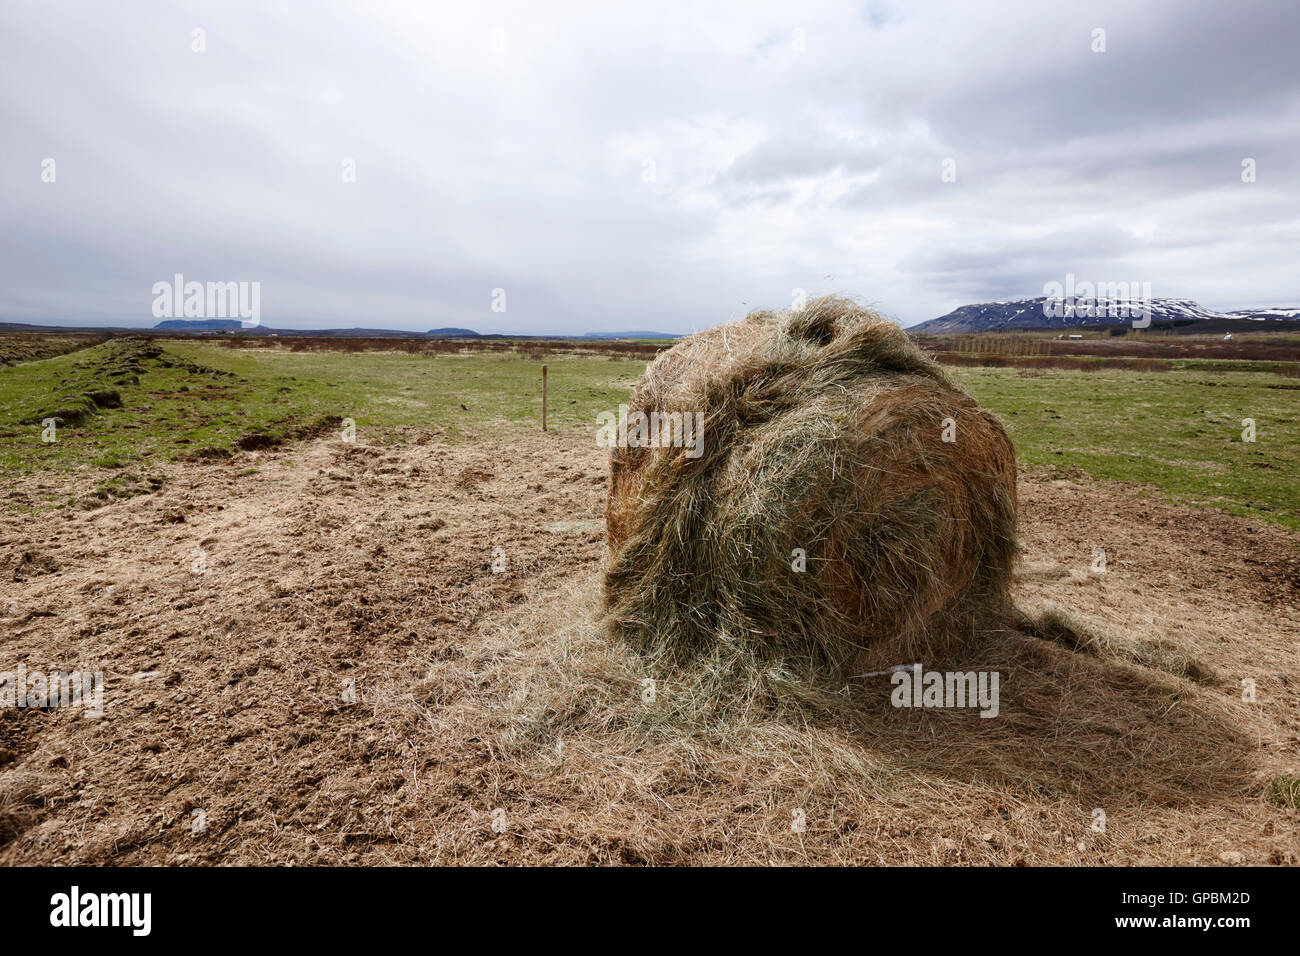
[
  {"x1": 1223, "y1": 332, "x2": 1233, "y2": 341},
  {"x1": 1067, "y1": 334, "x2": 1083, "y2": 339}
]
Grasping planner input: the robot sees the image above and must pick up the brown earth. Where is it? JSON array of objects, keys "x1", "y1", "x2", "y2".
[{"x1": 0, "y1": 427, "x2": 1296, "y2": 865}]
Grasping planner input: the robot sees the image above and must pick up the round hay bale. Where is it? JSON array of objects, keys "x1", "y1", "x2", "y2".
[{"x1": 603, "y1": 296, "x2": 1017, "y2": 681}]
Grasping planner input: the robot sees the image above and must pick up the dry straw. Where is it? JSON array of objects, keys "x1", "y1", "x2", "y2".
[{"x1": 604, "y1": 296, "x2": 1018, "y2": 691}]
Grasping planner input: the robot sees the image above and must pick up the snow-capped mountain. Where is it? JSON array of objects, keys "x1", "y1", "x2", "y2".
[
  {"x1": 909, "y1": 297, "x2": 1299, "y2": 334},
  {"x1": 1227, "y1": 307, "x2": 1300, "y2": 321}
]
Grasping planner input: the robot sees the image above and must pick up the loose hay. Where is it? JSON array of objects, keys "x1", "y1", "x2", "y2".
[{"x1": 604, "y1": 296, "x2": 1018, "y2": 685}]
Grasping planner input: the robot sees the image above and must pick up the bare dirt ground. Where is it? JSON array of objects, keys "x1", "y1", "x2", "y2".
[{"x1": 1, "y1": 427, "x2": 1296, "y2": 865}]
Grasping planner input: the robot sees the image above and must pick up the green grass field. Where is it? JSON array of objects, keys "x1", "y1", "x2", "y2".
[
  {"x1": 1, "y1": 338, "x2": 1295, "y2": 528},
  {"x1": 951, "y1": 366, "x2": 1299, "y2": 528}
]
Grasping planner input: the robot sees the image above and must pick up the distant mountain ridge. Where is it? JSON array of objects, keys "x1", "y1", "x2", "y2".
[
  {"x1": 1227, "y1": 307, "x2": 1300, "y2": 321},
  {"x1": 910, "y1": 297, "x2": 1300, "y2": 334},
  {"x1": 150, "y1": 319, "x2": 424, "y2": 337},
  {"x1": 139, "y1": 320, "x2": 677, "y2": 338}
]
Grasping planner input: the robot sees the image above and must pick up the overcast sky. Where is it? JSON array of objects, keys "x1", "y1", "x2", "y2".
[{"x1": 1, "y1": 0, "x2": 1297, "y2": 333}]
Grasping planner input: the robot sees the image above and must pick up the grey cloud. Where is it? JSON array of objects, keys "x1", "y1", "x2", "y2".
[{"x1": 0, "y1": 0, "x2": 1296, "y2": 332}]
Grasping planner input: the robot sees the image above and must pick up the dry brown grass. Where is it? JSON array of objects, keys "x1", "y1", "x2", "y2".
[
  {"x1": 1015, "y1": 602, "x2": 1218, "y2": 684},
  {"x1": 434, "y1": 560, "x2": 1280, "y2": 864}
]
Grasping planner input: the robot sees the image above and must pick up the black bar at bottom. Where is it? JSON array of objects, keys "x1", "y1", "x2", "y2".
[{"x1": 0, "y1": 865, "x2": 1283, "y2": 942}]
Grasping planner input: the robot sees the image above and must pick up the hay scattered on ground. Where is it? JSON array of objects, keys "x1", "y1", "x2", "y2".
[
  {"x1": 1, "y1": 428, "x2": 1293, "y2": 865},
  {"x1": 1016, "y1": 602, "x2": 1217, "y2": 684}
]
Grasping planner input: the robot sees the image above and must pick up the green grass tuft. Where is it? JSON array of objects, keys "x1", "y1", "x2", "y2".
[{"x1": 1267, "y1": 773, "x2": 1300, "y2": 809}]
